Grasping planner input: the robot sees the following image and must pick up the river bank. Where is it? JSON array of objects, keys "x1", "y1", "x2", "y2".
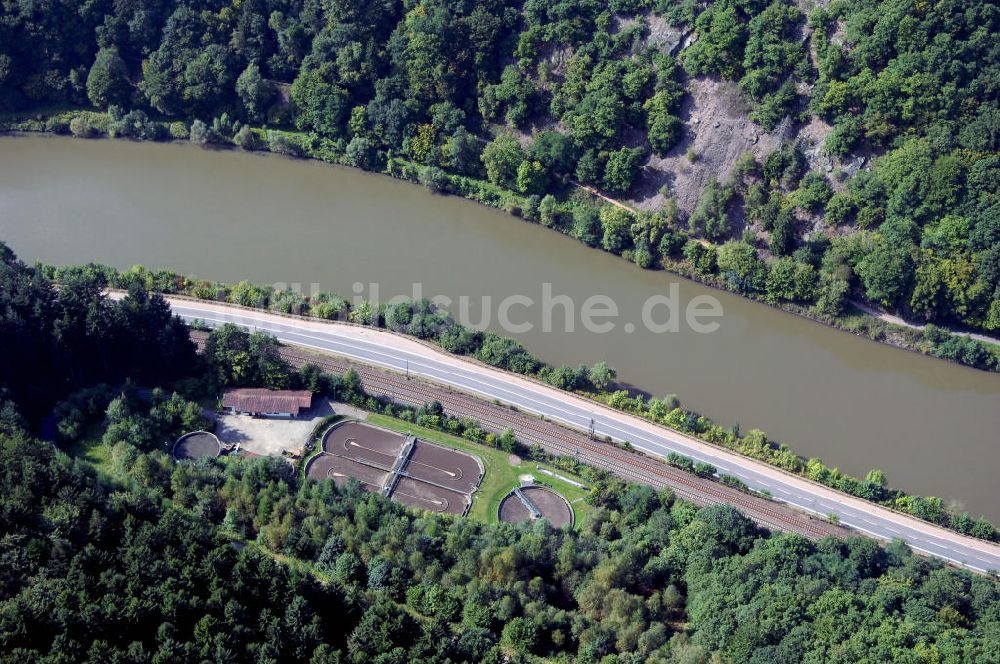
[{"x1": 2, "y1": 109, "x2": 997, "y2": 374}]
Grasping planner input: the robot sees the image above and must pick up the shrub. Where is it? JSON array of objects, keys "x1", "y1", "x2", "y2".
[
  {"x1": 419, "y1": 166, "x2": 449, "y2": 193},
  {"x1": 268, "y1": 131, "x2": 299, "y2": 156},
  {"x1": 689, "y1": 178, "x2": 734, "y2": 240},
  {"x1": 344, "y1": 136, "x2": 376, "y2": 169},
  {"x1": 211, "y1": 113, "x2": 237, "y2": 139},
  {"x1": 538, "y1": 194, "x2": 560, "y2": 227},
  {"x1": 572, "y1": 206, "x2": 601, "y2": 247},
  {"x1": 44, "y1": 116, "x2": 71, "y2": 134},
  {"x1": 930, "y1": 336, "x2": 997, "y2": 370},
  {"x1": 234, "y1": 125, "x2": 255, "y2": 150},
  {"x1": 69, "y1": 115, "x2": 98, "y2": 138},
  {"x1": 793, "y1": 172, "x2": 833, "y2": 212},
  {"x1": 109, "y1": 109, "x2": 162, "y2": 141},
  {"x1": 824, "y1": 191, "x2": 855, "y2": 225},
  {"x1": 168, "y1": 122, "x2": 188, "y2": 140},
  {"x1": 602, "y1": 147, "x2": 644, "y2": 194},
  {"x1": 311, "y1": 292, "x2": 350, "y2": 320},
  {"x1": 600, "y1": 206, "x2": 634, "y2": 254},
  {"x1": 720, "y1": 474, "x2": 749, "y2": 491},
  {"x1": 658, "y1": 231, "x2": 686, "y2": 258},
  {"x1": 716, "y1": 241, "x2": 766, "y2": 292},
  {"x1": 191, "y1": 284, "x2": 218, "y2": 300},
  {"x1": 666, "y1": 452, "x2": 695, "y2": 473},
  {"x1": 693, "y1": 461, "x2": 717, "y2": 478},
  {"x1": 633, "y1": 242, "x2": 655, "y2": 268},
  {"x1": 86, "y1": 46, "x2": 130, "y2": 108},
  {"x1": 683, "y1": 240, "x2": 717, "y2": 274},
  {"x1": 189, "y1": 119, "x2": 211, "y2": 145}
]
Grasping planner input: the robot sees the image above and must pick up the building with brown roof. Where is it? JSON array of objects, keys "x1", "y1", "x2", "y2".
[{"x1": 222, "y1": 388, "x2": 313, "y2": 418}]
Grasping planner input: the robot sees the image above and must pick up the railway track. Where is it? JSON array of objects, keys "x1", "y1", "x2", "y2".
[{"x1": 270, "y1": 343, "x2": 846, "y2": 540}]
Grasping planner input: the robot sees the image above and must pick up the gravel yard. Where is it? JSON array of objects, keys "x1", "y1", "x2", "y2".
[{"x1": 216, "y1": 399, "x2": 336, "y2": 457}]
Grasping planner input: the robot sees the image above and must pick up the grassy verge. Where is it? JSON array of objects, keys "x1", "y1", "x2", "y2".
[
  {"x1": 299, "y1": 441, "x2": 327, "y2": 481},
  {"x1": 62, "y1": 421, "x2": 115, "y2": 478},
  {"x1": 298, "y1": 414, "x2": 344, "y2": 479},
  {"x1": 365, "y1": 413, "x2": 591, "y2": 525}
]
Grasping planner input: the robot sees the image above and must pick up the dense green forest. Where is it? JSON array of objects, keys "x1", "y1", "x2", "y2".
[
  {"x1": 6, "y1": 430, "x2": 1000, "y2": 663},
  {"x1": 3, "y1": 253, "x2": 1000, "y2": 662},
  {"x1": 2, "y1": 0, "x2": 998, "y2": 345}
]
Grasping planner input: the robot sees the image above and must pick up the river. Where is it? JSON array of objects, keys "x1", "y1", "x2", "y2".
[{"x1": 2, "y1": 134, "x2": 997, "y2": 520}]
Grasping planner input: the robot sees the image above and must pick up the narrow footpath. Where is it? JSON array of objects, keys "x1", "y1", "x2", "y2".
[{"x1": 849, "y1": 300, "x2": 1000, "y2": 346}]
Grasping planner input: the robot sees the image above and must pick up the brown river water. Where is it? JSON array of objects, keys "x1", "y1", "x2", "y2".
[{"x1": 1, "y1": 134, "x2": 997, "y2": 519}]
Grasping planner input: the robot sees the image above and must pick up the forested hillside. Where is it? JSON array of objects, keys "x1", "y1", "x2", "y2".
[
  {"x1": 2, "y1": 0, "x2": 998, "y2": 341},
  {"x1": 5, "y1": 429, "x2": 1000, "y2": 663},
  {"x1": 0, "y1": 244, "x2": 195, "y2": 426}
]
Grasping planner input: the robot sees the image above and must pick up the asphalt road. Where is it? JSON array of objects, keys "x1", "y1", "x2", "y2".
[{"x1": 168, "y1": 299, "x2": 1000, "y2": 574}]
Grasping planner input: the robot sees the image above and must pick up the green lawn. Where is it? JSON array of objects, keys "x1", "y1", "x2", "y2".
[
  {"x1": 365, "y1": 413, "x2": 592, "y2": 526},
  {"x1": 62, "y1": 421, "x2": 116, "y2": 477}
]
